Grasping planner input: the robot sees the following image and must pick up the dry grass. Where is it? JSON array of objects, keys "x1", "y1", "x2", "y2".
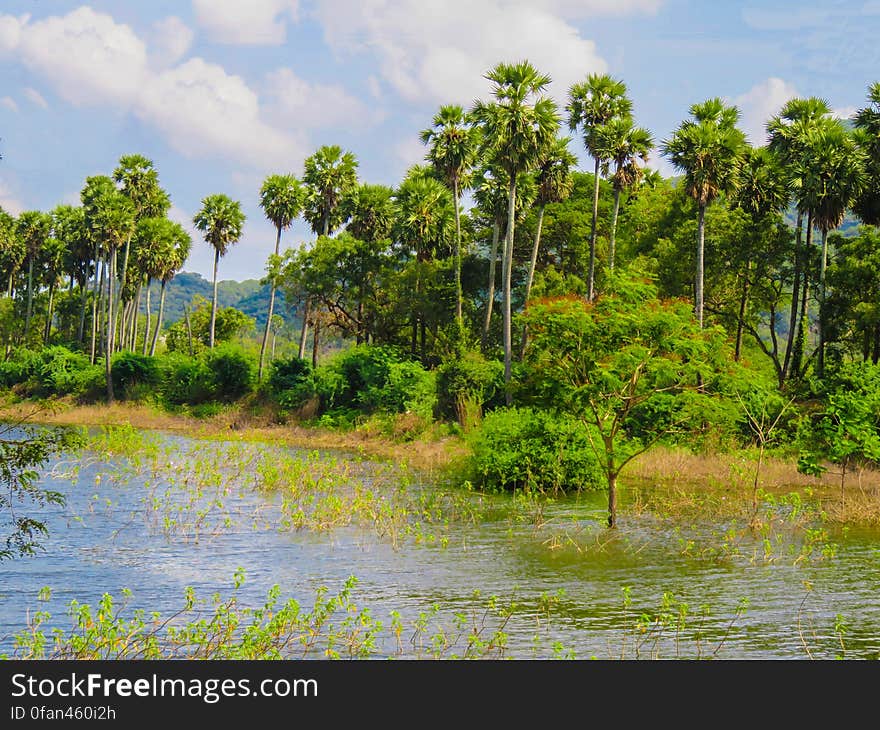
[{"x1": 0, "y1": 397, "x2": 468, "y2": 474}]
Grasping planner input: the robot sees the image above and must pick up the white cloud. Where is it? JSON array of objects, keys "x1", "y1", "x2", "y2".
[
  {"x1": 16, "y1": 7, "x2": 148, "y2": 107},
  {"x1": 192, "y1": 0, "x2": 299, "y2": 45},
  {"x1": 393, "y1": 137, "x2": 429, "y2": 179},
  {"x1": 313, "y1": 0, "x2": 614, "y2": 106},
  {"x1": 149, "y1": 16, "x2": 194, "y2": 68},
  {"x1": 0, "y1": 96, "x2": 18, "y2": 113},
  {"x1": 263, "y1": 67, "x2": 374, "y2": 129},
  {"x1": 137, "y1": 58, "x2": 304, "y2": 169},
  {"x1": 23, "y1": 87, "x2": 48, "y2": 109},
  {"x1": 832, "y1": 106, "x2": 857, "y2": 121},
  {"x1": 0, "y1": 13, "x2": 25, "y2": 53},
  {"x1": 731, "y1": 77, "x2": 800, "y2": 146}
]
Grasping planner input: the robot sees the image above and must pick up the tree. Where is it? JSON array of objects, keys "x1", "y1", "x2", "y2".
[
  {"x1": 16, "y1": 211, "x2": 51, "y2": 341},
  {"x1": 472, "y1": 60, "x2": 560, "y2": 404},
  {"x1": 592, "y1": 115, "x2": 653, "y2": 272},
  {"x1": 1, "y1": 421, "x2": 84, "y2": 560},
  {"x1": 193, "y1": 194, "x2": 246, "y2": 349},
  {"x1": 420, "y1": 105, "x2": 481, "y2": 332},
  {"x1": 300, "y1": 145, "x2": 359, "y2": 359},
  {"x1": 258, "y1": 173, "x2": 304, "y2": 381},
  {"x1": 567, "y1": 74, "x2": 632, "y2": 300},
  {"x1": 522, "y1": 268, "x2": 733, "y2": 527},
  {"x1": 0, "y1": 208, "x2": 24, "y2": 299},
  {"x1": 853, "y1": 82, "x2": 880, "y2": 226},
  {"x1": 662, "y1": 98, "x2": 746, "y2": 328},
  {"x1": 520, "y1": 136, "x2": 577, "y2": 357}
]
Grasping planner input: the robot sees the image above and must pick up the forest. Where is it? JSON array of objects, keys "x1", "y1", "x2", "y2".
[{"x1": 3, "y1": 62, "x2": 880, "y2": 545}]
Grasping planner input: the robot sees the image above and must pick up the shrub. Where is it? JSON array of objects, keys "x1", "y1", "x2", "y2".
[
  {"x1": 111, "y1": 352, "x2": 160, "y2": 400},
  {"x1": 205, "y1": 345, "x2": 255, "y2": 402},
  {"x1": 157, "y1": 352, "x2": 213, "y2": 406},
  {"x1": 435, "y1": 351, "x2": 505, "y2": 427},
  {"x1": 267, "y1": 356, "x2": 312, "y2": 392},
  {"x1": 465, "y1": 407, "x2": 603, "y2": 494},
  {"x1": 0, "y1": 348, "x2": 41, "y2": 387},
  {"x1": 36, "y1": 347, "x2": 93, "y2": 397}
]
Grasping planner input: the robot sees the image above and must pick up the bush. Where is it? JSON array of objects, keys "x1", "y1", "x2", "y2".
[
  {"x1": 111, "y1": 352, "x2": 160, "y2": 400},
  {"x1": 435, "y1": 351, "x2": 505, "y2": 427},
  {"x1": 267, "y1": 356, "x2": 312, "y2": 392},
  {"x1": 157, "y1": 352, "x2": 213, "y2": 406},
  {"x1": 36, "y1": 347, "x2": 92, "y2": 397},
  {"x1": 205, "y1": 345, "x2": 255, "y2": 402},
  {"x1": 0, "y1": 348, "x2": 41, "y2": 387},
  {"x1": 465, "y1": 407, "x2": 603, "y2": 494}
]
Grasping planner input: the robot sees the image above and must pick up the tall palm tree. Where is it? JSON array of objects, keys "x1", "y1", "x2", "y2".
[
  {"x1": 193, "y1": 194, "x2": 246, "y2": 349},
  {"x1": 149, "y1": 221, "x2": 191, "y2": 357},
  {"x1": 472, "y1": 60, "x2": 560, "y2": 403},
  {"x1": 258, "y1": 173, "x2": 304, "y2": 380},
  {"x1": 300, "y1": 145, "x2": 359, "y2": 359},
  {"x1": 519, "y1": 136, "x2": 576, "y2": 358},
  {"x1": 854, "y1": 82, "x2": 880, "y2": 226},
  {"x1": 80, "y1": 175, "x2": 117, "y2": 363},
  {"x1": 39, "y1": 235, "x2": 66, "y2": 344},
  {"x1": 0, "y1": 209, "x2": 25, "y2": 299},
  {"x1": 730, "y1": 146, "x2": 790, "y2": 362},
  {"x1": 16, "y1": 210, "x2": 51, "y2": 340},
  {"x1": 767, "y1": 97, "x2": 835, "y2": 379},
  {"x1": 567, "y1": 74, "x2": 632, "y2": 300},
  {"x1": 420, "y1": 105, "x2": 481, "y2": 331},
  {"x1": 394, "y1": 168, "x2": 455, "y2": 358},
  {"x1": 662, "y1": 98, "x2": 746, "y2": 328},
  {"x1": 593, "y1": 116, "x2": 654, "y2": 272}
]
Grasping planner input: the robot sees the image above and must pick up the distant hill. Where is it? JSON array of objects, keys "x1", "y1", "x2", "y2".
[{"x1": 139, "y1": 272, "x2": 298, "y2": 331}]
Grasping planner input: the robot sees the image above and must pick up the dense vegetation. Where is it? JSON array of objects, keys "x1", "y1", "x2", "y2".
[{"x1": 3, "y1": 63, "x2": 880, "y2": 533}]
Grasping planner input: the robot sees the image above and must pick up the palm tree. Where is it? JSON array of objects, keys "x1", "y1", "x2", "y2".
[
  {"x1": 567, "y1": 74, "x2": 632, "y2": 300},
  {"x1": 193, "y1": 194, "x2": 246, "y2": 349},
  {"x1": 854, "y1": 82, "x2": 880, "y2": 226},
  {"x1": 519, "y1": 136, "x2": 577, "y2": 358},
  {"x1": 80, "y1": 175, "x2": 117, "y2": 364},
  {"x1": 420, "y1": 105, "x2": 481, "y2": 331},
  {"x1": 662, "y1": 98, "x2": 746, "y2": 328},
  {"x1": 149, "y1": 221, "x2": 191, "y2": 357},
  {"x1": 300, "y1": 145, "x2": 359, "y2": 359},
  {"x1": 394, "y1": 168, "x2": 455, "y2": 357},
  {"x1": 767, "y1": 97, "x2": 835, "y2": 379},
  {"x1": 730, "y1": 146, "x2": 790, "y2": 363},
  {"x1": 16, "y1": 210, "x2": 51, "y2": 340},
  {"x1": 0, "y1": 209, "x2": 24, "y2": 299},
  {"x1": 472, "y1": 61, "x2": 560, "y2": 403},
  {"x1": 258, "y1": 173, "x2": 304, "y2": 380},
  {"x1": 593, "y1": 116, "x2": 654, "y2": 272}
]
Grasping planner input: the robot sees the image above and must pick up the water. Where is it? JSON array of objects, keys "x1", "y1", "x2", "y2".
[{"x1": 2, "y1": 427, "x2": 880, "y2": 659}]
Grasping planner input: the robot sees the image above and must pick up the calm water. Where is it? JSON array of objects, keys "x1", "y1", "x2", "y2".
[{"x1": 2, "y1": 428, "x2": 880, "y2": 659}]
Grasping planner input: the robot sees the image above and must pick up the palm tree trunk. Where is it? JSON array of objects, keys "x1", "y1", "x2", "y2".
[
  {"x1": 609, "y1": 188, "x2": 622, "y2": 273},
  {"x1": 519, "y1": 204, "x2": 546, "y2": 359},
  {"x1": 25, "y1": 257, "x2": 34, "y2": 338},
  {"x1": 142, "y1": 278, "x2": 151, "y2": 355},
  {"x1": 43, "y1": 283, "x2": 55, "y2": 344},
  {"x1": 149, "y1": 279, "x2": 166, "y2": 357},
  {"x1": 209, "y1": 248, "x2": 219, "y2": 348},
  {"x1": 791, "y1": 213, "x2": 814, "y2": 379},
  {"x1": 783, "y1": 212, "x2": 804, "y2": 381},
  {"x1": 259, "y1": 226, "x2": 282, "y2": 380},
  {"x1": 312, "y1": 318, "x2": 320, "y2": 369},
  {"x1": 77, "y1": 275, "x2": 89, "y2": 345},
  {"x1": 818, "y1": 228, "x2": 829, "y2": 377},
  {"x1": 91, "y1": 256, "x2": 103, "y2": 364},
  {"x1": 587, "y1": 158, "x2": 601, "y2": 301},
  {"x1": 453, "y1": 177, "x2": 463, "y2": 330},
  {"x1": 481, "y1": 220, "x2": 501, "y2": 352},
  {"x1": 297, "y1": 299, "x2": 310, "y2": 360},
  {"x1": 503, "y1": 175, "x2": 517, "y2": 406},
  {"x1": 105, "y1": 250, "x2": 116, "y2": 403},
  {"x1": 696, "y1": 203, "x2": 706, "y2": 328}
]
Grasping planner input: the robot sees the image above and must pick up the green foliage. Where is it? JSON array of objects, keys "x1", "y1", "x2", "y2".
[
  {"x1": 165, "y1": 296, "x2": 255, "y2": 354},
  {"x1": 0, "y1": 346, "x2": 92, "y2": 397},
  {"x1": 464, "y1": 407, "x2": 603, "y2": 494},
  {"x1": 111, "y1": 352, "x2": 160, "y2": 400},
  {"x1": 205, "y1": 345, "x2": 256, "y2": 402},
  {"x1": 0, "y1": 423, "x2": 84, "y2": 560},
  {"x1": 156, "y1": 352, "x2": 214, "y2": 406},
  {"x1": 435, "y1": 350, "x2": 505, "y2": 426}
]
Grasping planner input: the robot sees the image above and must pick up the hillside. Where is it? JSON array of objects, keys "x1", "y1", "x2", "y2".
[{"x1": 139, "y1": 272, "x2": 297, "y2": 331}]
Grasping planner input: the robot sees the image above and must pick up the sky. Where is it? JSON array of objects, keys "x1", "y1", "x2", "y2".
[{"x1": 1, "y1": 0, "x2": 878, "y2": 281}]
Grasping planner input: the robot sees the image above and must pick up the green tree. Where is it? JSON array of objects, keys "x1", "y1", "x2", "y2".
[
  {"x1": 0, "y1": 208, "x2": 24, "y2": 299},
  {"x1": 258, "y1": 173, "x2": 304, "y2": 381},
  {"x1": 421, "y1": 105, "x2": 481, "y2": 331},
  {"x1": 16, "y1": 210, "x2": 51, "y2": 340},
  {"x1": 472, "y1": 60, "x2": 560, "y2": 403},
  {"x1": 522, "y1": 269, "x2": 733, "y2": 527},
  {"x1": 853, "y1": 82, "x2": 880, "y2": 226},
  {"x1": 193, "y1": 194, "x2": 246, "y2": 349},
  {"x1": 567, "y1": 74, "x2": 632, "y2": 300},
  {"x1": 662, "y1": 98, "x2": 746, "y2": 328}
]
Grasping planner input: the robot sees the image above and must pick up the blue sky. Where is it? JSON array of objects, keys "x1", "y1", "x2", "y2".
[{"x1": 1, "y1": 0, "x2": 878, "y2": 281}]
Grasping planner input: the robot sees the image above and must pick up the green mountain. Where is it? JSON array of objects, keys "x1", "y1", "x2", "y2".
[{"x1": 140, "y1": 272, "x2": 297, "y2": 331}]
